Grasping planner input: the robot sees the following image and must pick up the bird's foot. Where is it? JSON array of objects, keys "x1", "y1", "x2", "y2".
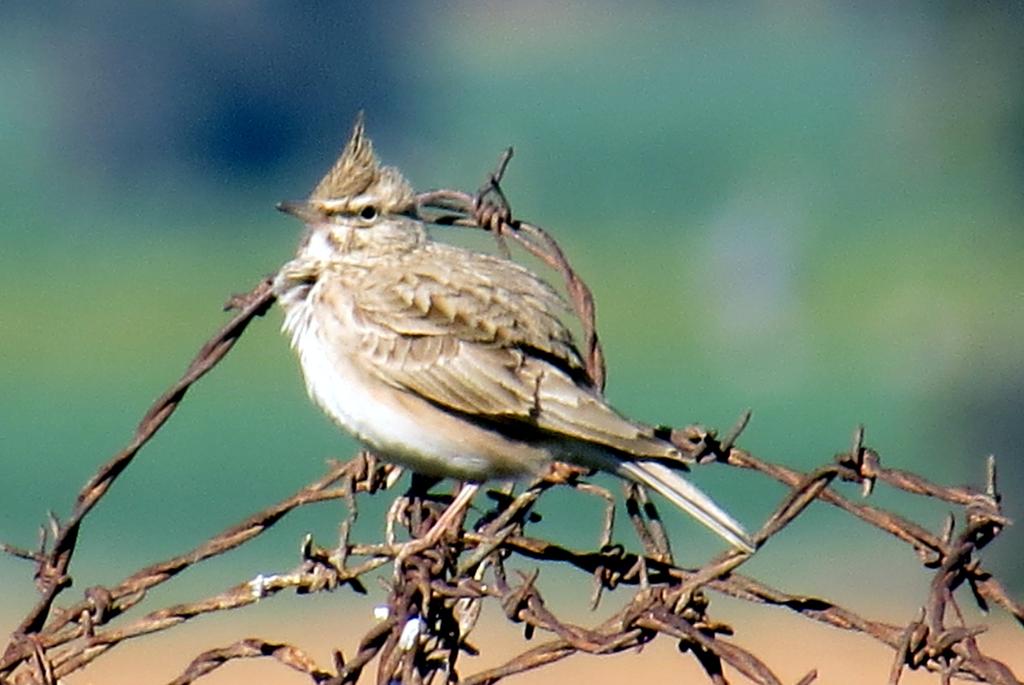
[{"x1": 393, "y1": 483, "x2": 479, "y2": 576}]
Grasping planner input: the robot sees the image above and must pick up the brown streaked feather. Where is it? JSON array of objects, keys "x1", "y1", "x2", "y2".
[
  {"x1": 356, "y1": 243, "x2": 586, "y2": 373},
  {"x1": 320, "y1": 242, "x2": 680, "y2": 462}
]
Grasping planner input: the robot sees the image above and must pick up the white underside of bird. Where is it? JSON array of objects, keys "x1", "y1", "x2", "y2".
[{"x1": 283, "y1": 289, "x2": 512, "y2": 478}]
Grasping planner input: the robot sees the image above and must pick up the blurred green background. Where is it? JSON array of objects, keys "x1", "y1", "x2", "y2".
[{"x1": 2, "y1": 0, "x2": 1022, "y2": 668}]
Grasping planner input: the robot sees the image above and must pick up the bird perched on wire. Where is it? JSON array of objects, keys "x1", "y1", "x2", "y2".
[{"x1": 272, "y1": 115, "x2": 753, "y2": 553}]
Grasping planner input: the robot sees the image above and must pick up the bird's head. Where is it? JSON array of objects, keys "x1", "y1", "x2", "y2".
[{"x1": 278, "y1": 114, "x2": 423, "y2": 259}]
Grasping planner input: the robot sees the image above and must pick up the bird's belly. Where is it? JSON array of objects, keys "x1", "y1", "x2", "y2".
[{"x1": 291, "y1": 314, "x2": 539, "y2": 481}]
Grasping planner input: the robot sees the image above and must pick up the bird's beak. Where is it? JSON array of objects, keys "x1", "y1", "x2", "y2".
[{"x1": 276, "y1": 199, "x2": 324, "y2": 224}]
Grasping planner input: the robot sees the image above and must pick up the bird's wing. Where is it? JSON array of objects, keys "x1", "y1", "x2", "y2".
[
  {"x1": 335, "y1": 245, "x2": 671, "y2": 457},
  {"x1": 346, "y1": 246, "x2": 584, "y2": 413}
]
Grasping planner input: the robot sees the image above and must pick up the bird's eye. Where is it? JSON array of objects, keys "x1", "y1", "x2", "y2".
[{"x1": 359, "y1": 205, "x2": 378, "y2": 221}]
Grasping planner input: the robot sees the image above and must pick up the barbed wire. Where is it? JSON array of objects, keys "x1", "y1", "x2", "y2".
[{"x1": 1, "y1": 152, "x2": 1020, "y2": 685}]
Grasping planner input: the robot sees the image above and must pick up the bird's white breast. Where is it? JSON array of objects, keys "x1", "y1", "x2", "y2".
[
  {"x1": 280, "y1": 287, "x2": 503, "y2": 479},
  {"x1": 282, "y1": 293, "x2": 397, "y2": 444}
]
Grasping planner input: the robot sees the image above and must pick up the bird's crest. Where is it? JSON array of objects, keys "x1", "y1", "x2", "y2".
[{"x1": 310, "y1": 113, "x2": 415, "y2": 212}]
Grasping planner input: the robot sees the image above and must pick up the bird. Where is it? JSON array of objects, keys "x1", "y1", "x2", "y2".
[{"x1": 272, "y1": 115, "x2": 753, "y2": 553}]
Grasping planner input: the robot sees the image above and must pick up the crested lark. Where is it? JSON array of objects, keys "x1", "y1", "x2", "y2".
[{"x1": 273, "y1": 117, "x2": 753, "y2": 552}]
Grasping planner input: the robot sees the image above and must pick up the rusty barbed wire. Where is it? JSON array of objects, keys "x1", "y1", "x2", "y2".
[
  {"x1": 1, "y1": 277, "x2": 275, "y2": 646},
  {"x1": 2, "y1": 152, "x2": 1021, "y2": 685}
]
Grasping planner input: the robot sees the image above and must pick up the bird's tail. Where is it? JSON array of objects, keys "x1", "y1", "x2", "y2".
[{"x1": 616, "y1": 460, "x2": 754, "y2": 553}]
